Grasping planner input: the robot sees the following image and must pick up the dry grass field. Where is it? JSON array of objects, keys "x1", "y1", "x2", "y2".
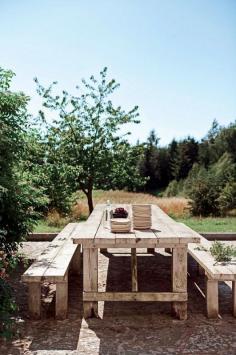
[
  {"x1": 34, "y1": 190, "x2": 236, "y2": 233},
  {"x1": 72, "y1": 190, "x2": 189, "y2": 219}
]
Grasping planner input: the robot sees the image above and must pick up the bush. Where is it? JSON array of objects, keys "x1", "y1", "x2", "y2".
[
  {"x1": 46, "y1": 209, "x2": 68, "y2": 228},
  {"x1": 210, "y1": 241, "x2": 236, "y2": 263},
  {"x1": 0, "y1": 67, "x2": 46, "y2": 337},
  {"x1": 164, "y1": 180, "x2": 179, "y2": 197},
  {"x1": 188, "y1": 169, "x2": 221, "y2": 216},
  {"x1": 217, "y1": 182, "x2": 236, "y2": 215},
  {"x1": 70, "y1": 202, "x2": 89, "y2": 221},
  {"x1": 164, "y1": 180, "x2": 184, "y2": 197},
  {"x1": 185, "y1": 155, "x2": 236, "y2": 216},
  {"x1": 0, "y1": 252, "x2": 19, "y2": 338}
]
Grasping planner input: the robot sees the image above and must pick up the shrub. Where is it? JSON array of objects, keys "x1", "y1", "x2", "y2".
[
  {"x1": 70, "y1": 202, "x2": 89, "y2": 221},
  {"x1": 0, "y1": 67, "x2": 46, "y2": 337},
  {"x1": 164, "y1": 180, "x2": 179, "y2": 197},
  {"x1": 188, "y1": 168, "x2": 221, "y2": 216},
  {"x1": 46, "y1": 209, "x2": 68, "y2": 228},
  {"x1": 210, "y1": 241, "x2": 236, "y2": 263},
  {"x1": 0, "y1": 252, "x2": 19, "y2": 338},
  {"x1": 164, "y1": 180, "x2": 184, "y2": 197},
  {"x1": 217, "y1": 182, "x2": 236, "y2": 215}
]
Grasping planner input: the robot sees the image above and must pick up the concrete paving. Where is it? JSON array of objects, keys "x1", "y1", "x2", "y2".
[{"x1": 1, "y1": 242, "x2": 236, "y2": 355}]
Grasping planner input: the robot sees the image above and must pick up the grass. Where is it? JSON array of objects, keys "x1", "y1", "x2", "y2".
[
  {"x1": 175, "y1": 216, "x2": 236, "y2": 233},
  {"x1": 33, "y1": 220, "x2": 62, "y2": 233},
  {"x1": 32, "y1": 190, "x2": 236, "y2": 233}
]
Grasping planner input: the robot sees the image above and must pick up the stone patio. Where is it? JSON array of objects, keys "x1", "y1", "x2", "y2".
[{"x1": 1, "y1": 242, "x2": 236, "y2": 354}]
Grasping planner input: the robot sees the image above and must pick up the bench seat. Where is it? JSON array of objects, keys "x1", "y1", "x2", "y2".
[
  {"x1": 176, "y1": 223, "x2": 236, "y2": 318},
  {"x1": 22, "y1": 223, "x2": 82, "y2": 319}
]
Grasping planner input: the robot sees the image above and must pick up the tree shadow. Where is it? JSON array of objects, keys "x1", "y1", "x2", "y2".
[
  {"x1": 86, "y1": 250, "x2": 234, "y2": 354},
  {"x1": 28, "y1": 270, "x2": 83, "y2": 352},
  {"x1": 4, "y1": 250, "x2": 234, "y2": 354}
]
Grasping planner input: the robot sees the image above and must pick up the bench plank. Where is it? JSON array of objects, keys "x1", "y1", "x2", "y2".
[
  {"x1": 43, "y1": 224, "x2": 84, "y2": 282},
  {"x1": 22, "y1": 223, "x2": 78, "y2": 282}
]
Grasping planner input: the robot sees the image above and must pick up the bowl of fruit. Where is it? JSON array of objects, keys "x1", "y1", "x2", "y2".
[{"x1": 112, "y1": 207, "x2": 128, "y2": 218}]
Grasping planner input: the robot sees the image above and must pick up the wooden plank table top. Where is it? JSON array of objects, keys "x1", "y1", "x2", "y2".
[
  {"x1": 72, "y1": 204, "x2": 200, "y2": 248},
  {"x1": 72, "y1": 203, "x2": 201, "y2": 320}
]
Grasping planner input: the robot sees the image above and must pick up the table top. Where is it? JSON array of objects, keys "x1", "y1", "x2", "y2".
[{"x1": 72, "y1": 204, "x2": 200, "y2": 248}]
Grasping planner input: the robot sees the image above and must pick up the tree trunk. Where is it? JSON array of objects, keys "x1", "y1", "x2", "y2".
[{"x1": 86, "y1": 189, "x2": 94, "y2": 214}]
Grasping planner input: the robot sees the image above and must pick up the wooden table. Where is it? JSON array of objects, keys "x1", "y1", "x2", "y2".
[{"x1": 72, "y1": 204, "x2": 200, "y2": 320}]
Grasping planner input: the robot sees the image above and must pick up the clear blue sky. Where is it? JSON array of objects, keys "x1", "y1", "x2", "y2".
[{"x1": 1, "y1": 0, "x2": 236, "y2": 145}]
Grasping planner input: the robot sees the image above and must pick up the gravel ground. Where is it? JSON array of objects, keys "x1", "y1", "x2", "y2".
[{"x1": 0, "y1": 242, "x2": 236, "y2": 355}]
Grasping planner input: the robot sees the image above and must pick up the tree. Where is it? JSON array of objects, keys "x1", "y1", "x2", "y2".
[
  {"x1": 0, "y1": 68, "x2": 46, "y2": 253},
  {"x1": 0, "y1": 67, "x2": 46, "y2": 337},
  {"x1": 168, "y1": 137, "x2": 199, "y2": 181},
  {"x1": 139, "y1": 130, "x2": 161, "y2": 191},
  {"x1": 168, "y1": 139, "x2": 180, "y2": 180},
  {"x1": 36, "y1": 68, "x2": 142, "y2": 213}
]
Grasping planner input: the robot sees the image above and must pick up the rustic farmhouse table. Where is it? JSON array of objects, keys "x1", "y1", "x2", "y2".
[{"x1": 72, "y1": 204, "x2": 200, "y2": 320}]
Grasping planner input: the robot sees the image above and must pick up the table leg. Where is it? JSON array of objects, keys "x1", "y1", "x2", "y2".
[
  {"x1": 83, "y1": 248, "x2": 98, "y2": 318},
  {"x1": 172, "y1": 246, "x2": 187, "y2": 320},
  {"x1": 131, "y1": 248, "x2": 138, "y2": 291}
]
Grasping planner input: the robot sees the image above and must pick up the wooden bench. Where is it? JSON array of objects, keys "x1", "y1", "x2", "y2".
[
  {"x1": 175, "y1": 223, "x2": 236, "y2": 319},
  {"x1": 21, "y1": 223, "x2": 82, "y2": 320}
]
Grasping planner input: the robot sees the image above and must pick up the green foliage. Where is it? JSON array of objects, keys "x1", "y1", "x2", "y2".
[
  {"x1": 164, "y1": 180, "x2": 181, "y2": 197},
  {"x1": 139, "y1": 131, "x2": 171, "y2": 190},
  {"x1": 0, "y1": 251, "x2": 20, "y2": 338},
  {"x1": 0, "y1": 277, "x2": 17, "y2": 338},
  {"x1": 0, "y1": 67, "x2": 46, "y2": 337},
  {"x1": 169, "y1": 137, "x2": 199, "y2": 181},
  {"x1": 184, "y1": 152, "x2": 236, "y2": 216},
  {"x1": 217, "y1": 182, "x2": 236, "y2": 214},
  {"x1": 109, "y1": 142, "x2": 146, "y2": 191},
  {"x1": 210, "y1": 241, "x2": 236, "y2": 263},
  {"x1": 0, "y1": 68, "x2": 46, "y2": 254},
  {"x1": 194, "y1": 240, "x2": 236, "y2": 264},
  {"x1": 187, "y1": 168, "x2": 221, "y2": 216},
  {"x1": 35, "y1": 67, "x2": 144, "y2": 213}
]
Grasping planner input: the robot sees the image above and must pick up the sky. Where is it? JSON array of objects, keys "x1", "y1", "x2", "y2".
[{"x1": 1, "y1": 0, "x2": 236, "y2": 145}]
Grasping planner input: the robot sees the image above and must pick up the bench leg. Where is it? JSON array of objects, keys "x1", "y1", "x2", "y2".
[
  {"x1": 83, "y1": 248, "x2": 98, "y2": 318},
  {"x1": 56, "y1": 278, "x2": 68, "y2": 320},
  {"x1": 206, "y1": 278, "x2": 218, "y2": 319},
  {"x1": 28, "y1": 282, "x2": 41, "y2": 319},
  {"x1": 232, "y1": 281, "x2": 236, "y2": 317},
  {"x1": 165, "y1": 248, "x2": 172, "y2": 254},
  {"x1": 131, "y1": 248, "x2": 138, "y2": 291},
  {"x1": 147, "y1": 248, "x2": 155, "y2": 253},
  {"x1": 100, "y1": 248, "x2": 107, "y2": 253},
  {"x1": 172, "y1": 247, "x2": 187, "y2": 320},
  {"x1": 71, "y1": 244, "x2": 81, "y2": 275}
]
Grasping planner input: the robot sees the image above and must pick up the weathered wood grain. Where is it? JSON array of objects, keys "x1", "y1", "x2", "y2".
[
  {"x1": 56, "y1": 277, "x2": 68, "y2": 320},
  {"x1": 83, "y1": 292, "x2": 188, "y2": 302},
  {"x1": 83, "y1": 248, "x2": 98, "y2": 318},
  {"x1": 172, "y1": 247, "x2": 188, "y2": 320},
  {"x1": 206, "y1": 277, "x2": 219, "y2": 319},
  {"x1": 232, "y1": 281, "x2": 236, "y2": 317},
  {"x1": 28, "y1": 282, "x2": 41, "y2": 320},
  {"x1": 131, "y1": 248, "x2": 138, "y2": 291}
]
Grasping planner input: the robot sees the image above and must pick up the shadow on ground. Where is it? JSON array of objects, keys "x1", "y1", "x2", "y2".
[{"x1": 1, "y1": 247, "x2": 236, "y2": 354}]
